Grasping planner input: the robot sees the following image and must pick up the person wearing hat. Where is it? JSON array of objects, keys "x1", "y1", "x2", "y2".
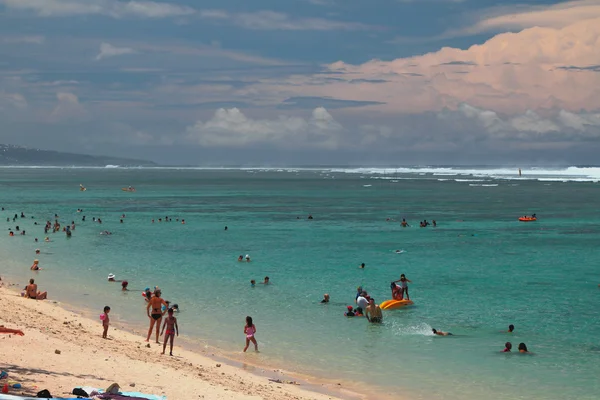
[
  {"x1": 344, "y1": 305, "x2": 355, "y2": 317},
  {"x1": 107, "y1": 273, "x2": 116, "y2": 282},
  {"x1": 121, "y1": 280, "x2": 129, "y2": 291}
]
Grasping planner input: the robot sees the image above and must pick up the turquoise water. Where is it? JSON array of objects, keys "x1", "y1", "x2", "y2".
[{"x1": 1, "y1": 167, "x2": 600, "y2": 400}]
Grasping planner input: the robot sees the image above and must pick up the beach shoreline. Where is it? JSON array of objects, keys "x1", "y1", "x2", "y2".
[{"x1": 0, "y1": 282, "x2": 385, "y2": 400}]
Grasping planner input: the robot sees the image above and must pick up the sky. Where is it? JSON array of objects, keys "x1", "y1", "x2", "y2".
[{"x1": 1, "y1": 0, "x2": 599, "y2": 165}]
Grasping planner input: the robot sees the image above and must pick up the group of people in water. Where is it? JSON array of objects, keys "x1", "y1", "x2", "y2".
[{"x1": 387, "y1": 218, "x2": 437, "y2": 228}]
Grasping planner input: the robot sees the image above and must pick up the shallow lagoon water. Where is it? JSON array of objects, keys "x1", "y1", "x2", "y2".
[{"x1": 1, "y1": 167, "x2": 599, "y2": 400}]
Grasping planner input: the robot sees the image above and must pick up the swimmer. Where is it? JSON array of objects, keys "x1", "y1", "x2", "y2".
[
  {"x1": 508, "y1": 324, "x2": 515, "y2": 333},
  {"x1": 354, "y1": 307, "x2": 364, "y2": 316},
  {"x1": 344, "y1": 305, "x2": 355, "y2": 317},
  {"x1": 503, "y1": 342, "x2": 512, "y2": 352},
  {"x1": 121, "y1": 280, "x2": 129, "y2": 291},
  {"x1": 432, "y1": 328, "x2": 453, "y2": 336},
  {"x1": 518, "y1": 343, "x2": 529, "y2": 353},
  {"x1": 321, "y1": 294, "x2": 330, "y2": 303},
  {"x1": 359, "y1": 263, "x2": 365, "y2": 269},
  {"x1": 238, "y1": 255, "x2": 244, "y2": 262},
  {"x1": 108, "y1": 273, "x2": 116, "y2": 282},
  {"x1": 261, "y1": 276, "x2": 270, "y2": 285},
  {"x1": 250, "y1": 280, "x2": 256, "y2": 287},
  {"x1": 30, "y1": 259, "x2": 41, "y2": 271},
  {"x1": 401, "y1": 218, "x2": 409, "y2": 227},
  {"x1": 245, "y1": 254, "x2": 251, "y2": 262}
]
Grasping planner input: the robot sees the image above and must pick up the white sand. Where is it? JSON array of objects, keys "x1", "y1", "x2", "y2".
[{"x1": 0, "y1": 285, "x2": 363, "y2": 400}]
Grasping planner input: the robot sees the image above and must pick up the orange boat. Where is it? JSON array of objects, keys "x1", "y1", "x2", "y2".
[{"x1": 518, "y1": 216, "x2": 537, "y2": 222}]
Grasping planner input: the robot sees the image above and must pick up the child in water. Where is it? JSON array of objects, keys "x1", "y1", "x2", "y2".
[
  {"x1": 160, "y1": 308, "x2": 179, "y2": 356},
  {"x1": 393, "y1": 274, "x2": 412, "y2": 300},
  {"x1": 243, "y1": 316, "x2": 258, "y2": 352},
  {"x1": 101, "y1": 306, "x2": 110, "y2": 339}
]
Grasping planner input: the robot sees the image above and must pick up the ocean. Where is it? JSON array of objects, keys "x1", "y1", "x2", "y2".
[{"x1": 1, "y1": 166, "x2": 599, "y2": 400}]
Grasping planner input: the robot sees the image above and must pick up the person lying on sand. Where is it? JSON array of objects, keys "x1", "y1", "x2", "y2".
[{"x1": 0, "y1": 326, "x2": 24, "y2": 336}]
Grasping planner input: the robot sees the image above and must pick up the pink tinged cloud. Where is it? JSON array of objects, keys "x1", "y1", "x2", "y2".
[{"x1": 280, "y1": 14, "x2": 600, "y2": 115}]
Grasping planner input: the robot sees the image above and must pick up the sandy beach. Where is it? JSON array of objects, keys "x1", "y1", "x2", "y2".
[{"x1": 0, "y1": 285, "x2": 359, "y2": 400}]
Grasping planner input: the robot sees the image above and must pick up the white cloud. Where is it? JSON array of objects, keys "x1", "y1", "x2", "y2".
[
  {"x1": 452, "y1": 103, "x2": 600, "y2": 138},
  {"x1": 0, "y1": 91, "x2": 28, "y2": 110},
  {"x1": 186, "y1": 107, "x2": 343, "y2": 148},
  {"x1": 1, "y1": 35, "x2": 45, "y2": 44},
  {"x1": 199, "y1": 9, "x2": 372, "y2": 31},
  {"x1": 49, "y1": 92, "x2": 89, "y2": 122},
  {"x1": 96, "y1": 42, "x2": 136, "y2": 60},
  {"x1": 0, "y1": 0, "x2": 195, "y2": 19},
  {"x1": 558, "y1": 110, "x2": 600, "y2": 130},
  {"x1": 509, "y1": 110, "x2": 560, "y2": 134}
]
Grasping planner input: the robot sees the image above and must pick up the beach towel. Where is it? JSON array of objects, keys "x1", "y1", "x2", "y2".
[
  {"x1": 74, "y1": 387, "x2": 165, "y2": 400},
  {"x1": 0, "y1": 395, "x2": 91, "y2": 400},
  {"x1": 95, "y1": 395, "x2": 156, "y2": 400}
]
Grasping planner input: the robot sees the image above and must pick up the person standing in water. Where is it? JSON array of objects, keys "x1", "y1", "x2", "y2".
[
  {"x1": 393, "y1": 274, "x2": 412, "y2": 300},
  {"x1": 146, "y1": 289, "x2": 168, "y2": 343},
  {"x1": 243, "y1": 316, "x2": 258, "y2": 352},
  {"x1": 365, "y1": 298, "x2": 383, "y2": 323},
  {"x1": 160, "y1": 308, "x2": 179, "y2": 356}
]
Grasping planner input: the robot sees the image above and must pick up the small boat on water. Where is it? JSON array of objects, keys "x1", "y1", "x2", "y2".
[
  {"x1": 519, "y1": 213, "x2": 537, "y2": 222},
  {"x1": 121, "y1": 186, "x2": 136, "y2": 192}
]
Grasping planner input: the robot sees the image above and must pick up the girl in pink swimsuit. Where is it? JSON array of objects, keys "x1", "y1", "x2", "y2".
[{"x1": 243, "y1": 316, "x2": 258, "y2": 352}]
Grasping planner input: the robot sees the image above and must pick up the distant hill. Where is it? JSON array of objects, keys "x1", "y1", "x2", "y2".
[{"x1": 0, "y1": 144, "x2": 156, "y2": 166}]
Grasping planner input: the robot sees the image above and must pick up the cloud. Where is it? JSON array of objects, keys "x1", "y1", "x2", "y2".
[
  {"x1": 448, "y1": 0, "x2": 600, "y2": 38},
  {"x1": 96, "y1": 42, "x2": 136, "y2": 60},
  {"x1": 445, "y1": 103, "x2": 600, "y2": 139},
  {"x1": 199, "y1": 9, "x2": 373, "y2": 31},
  {"x1": 260, "y1": 16, "x2": 600, "y2": 114},
  {"x1": 0, "y1": 91, "x2": 28, "y2": 110},
  {"x1": 49, "y1": 92, "x2": 89, "y2": 122},
  {"x1": 186, "y1": 107, "x2": 343, "y2": 148},
  {"x1": 0, "y1": 0, "x2": 195, "y2": 19},
  {"x1": 1, "y1": 35, "x2": 45, "y2": 44},
  {"x1": 279, "y1": 96, "x2": 385, "y2": 110}
]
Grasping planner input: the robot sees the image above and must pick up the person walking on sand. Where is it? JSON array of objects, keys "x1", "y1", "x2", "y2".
[
  {"x1": 243, "y1": 316, "x2": 258, "y2": 352},
  {"x1": 146, "y1": 289, "x2": 168, "y2": 343},
  {"x1": 101, "y1": 306, "x2": 110, "y2": 339},
  {"x1": 161, "y1": 308, "x2": 179, "y2": 356}
]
